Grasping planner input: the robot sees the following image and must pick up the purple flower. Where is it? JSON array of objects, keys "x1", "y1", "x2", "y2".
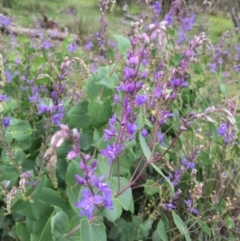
[
  {"x1": 52, "y1": 112, "x2": 64, "y2": 125},
  {"x1": 153, "y1": 1, "x2": 161, "y2": 14},
  {"x1": 127, "y1": 122, "x2": 137, "y2": 135},
  {"x1": 93, "y1": 176, "x2": 113, "y2": 209},
  {"x1": 135, "y1": 94, "x2": 148, "y2": 106},
  {"x1": 103, "y1": 127, "x2": 115, "y2": 141},
  {"x1": 2, "y1": 117, "x2": 10, "y2": 127},
  {"x1": 141, "y1": 128, "x2": 148, "y2": 137},
  {"x1": 0, "y1": 95, "x2": 9, "y2": 101},
  {"x1": 165, "y1": 14, "x2": 173, "y2": 26},
  {"x1": 76, "y1": 189, "x2": 104, "y2": 219},
  {"x1": 157, "y1": 132, "x2": 164, "y2": 145},
  {"x1": 67, "y1": 150, "x2": 78, "y2": 160},
  {"x1": 68, "y1": 42, "x2": 78, "y2": 53},
  {"x1": 109, "y1": 114, "x2": 117, "y2": 126},
  {"x1": 209, "y1": 63, "x2": 218, "y2": 73},
  {"x1": 163, "y1": 203, "x2": 176, "y2": 210},
  {"x1": 75, "y1": 174, "x2": 86, "y2": 185},
  {"x1": 159, "y1": 110, "x2": 174, "y2": 125},
  {"x1": 29, "y1": 93, "x2": 39, "y2": 103},
  {"x1": 185, "y1": 199, "x2": 198, "y2": 214},
  {"x1": 0, "y1": 15, "x2": 12, "y2": 27},
  {"x1": 182, "y1": 158, "x2": 195, "y2": 169},
  {"x1": 217, "y1": 123, "x2": 229, "y2": 136},
  {"x1": 85, "y1": 41, "x2": 94, "y2": 50},
  {"x1": 37, "y1": 104, "x2": 53, "y2": 114},
  {"x1": 5, "y1": 70, "x2": 12, "y2": 83},
  {"x1": 40, "y1": 38, "x2": 54, "y2": 50},
  {"x1": 100, "y1": 144, "x2": 123, "y2": 164}
]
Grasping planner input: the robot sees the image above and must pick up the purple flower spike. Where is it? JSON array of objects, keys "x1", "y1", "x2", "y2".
[
  {"x1": 135, "y1": 94, "x2": 148, "y2": 106},
  {"x1": 76, "y1": 189, "x2": 104, "y2": 219}
]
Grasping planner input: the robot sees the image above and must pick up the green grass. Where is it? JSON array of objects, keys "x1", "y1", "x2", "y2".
[
  {"x1": 1, "y1": 1, "x2": 235, "y2": 44},
  {"x1": 207, "y1": 15, "x2": 235, "y2": 43}
]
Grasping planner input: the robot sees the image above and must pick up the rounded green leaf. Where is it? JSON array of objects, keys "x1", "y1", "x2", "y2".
[
  {"x1": 157, "y1": 220, "x2": 168, "y2": 241},
  {"x1": 111, "y1": 177, "x2": 132, "y2": 211},
  {"x1": 5, "y1": 119, "x2": 32, "y2": 143},
  {"x1": 101, "y1": 199, "x2": 122, "y2": 222},
  {"x1": 88, "y1": 100, "x2": 112, "y2": 128},
  {"x1": 67, "y1": 101, "x2": 92, "y2": 130},
  {"x1": 80, "y1": 219, "x2": 107, "y2": 241}
]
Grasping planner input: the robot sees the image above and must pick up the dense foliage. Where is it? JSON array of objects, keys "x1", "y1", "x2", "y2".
[{"x1": 1, "y1": 1, "x2": 240, "y2": 241}]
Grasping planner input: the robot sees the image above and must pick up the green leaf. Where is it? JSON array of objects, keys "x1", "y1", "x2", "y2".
[
  {"x1": 37, "y1": 207, "x2": 61, "y2": 241},
  {"x1": 113, "y1": 35, "x2": 131, "y2": 55},
  {"x1": 96, "y1": 76, "x2": 116, "y2": 89},
  {"x1": 16, "y1": 222, "x2": 31, "y2": 241},
  {"x1": 197, "y1": 219, "x2": 211, "y2": 236},
  {"x1": 198, "y1": 150, "x2": 211, "y2": 166},
  {"x1": 67, "y1": 101, "x2": 92, "y2": 130},
  {"x1": 51, "y1": 210, "x2": 69, "y2": 240},
  {"x1": 79, "y1": 130, "x2": 93, "y2": 150},
  {"x1": 157, "y1": 220, "x2": 168, "y2": 241},
  {"x1": 88, "y1": 100, "x2": 112, "y2": 128},
  {"x1": 86, "y1": 74, "x2": 112, "y2": 100},
  {"x1": 101, "y1": 199, "x2": 122, "y2": 222},
  {"x1": 144, "y1": 179, "x2": 159, "y2": 196},
  {"x1": 112, "y1": 177, "x2": 132, "y2": 211},
  {"x1": 172, "y1": 210, "x2": 191, "y2": 241},
  {"x1": 80, "y1": 219, "x2": 107, "y2": 241},
  {"x1": 2, "y1": 99, "x2": 18, "y2": 112},
  {"x1": 139, "y1": 132, "x2": 151, "y2": 160},
  {"x1": 5, "y1": 119, "x2": 32, "y2": 143},
  {"x1": 97, "y1": 154, "x2": 111, "y2": 175},
  {"x1": 66, "y1": 160, "x2": 82, "y2": 213},
  {"x1": 219, "y1": 84, "x2": 227, "y2": 96},
  {"x1": 65, "y1": 215, "x2": 81, "y2": 241}
]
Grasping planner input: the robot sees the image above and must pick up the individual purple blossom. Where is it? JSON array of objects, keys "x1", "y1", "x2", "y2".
[
  {"x1": 164, "y1": 14, "x2": 173, "y2": 26},
  {"x1": 75, "y1": 174, "x2": 86, "y2": 185},
  {"x1": 68, "y1": 41, "x2": 78, "y2": 53},
  {"x1": 5, "y1": 70, "x2": 12, "y2": 83},
  {"x1": 52, "y1": 112, "x2": 64, "y2": 125},
  {"x1": 127, "y1": 122, "x2": 137, "y2": 135},
  {"x1": 109, "y1": 114, "x2": 117, "y2": 126},
  {"x1": 103, "y1": 127, "x2": 115, "y2": 141},
  {"x1": 37, "y1": 103, "x2": 53, "y2": 114},
  {"x1": 157, "y1": 132, "x2": 164, "y2": 145},
  {"x1": 185, "y1": 199, "x2": 198, "y2": 214},
  {"x1": 159, "y1": 110, "x2": 174, "y2": 125},
  {"x1": 75, "y1": 189, "x2": 104, "y2": 219},
  {"x1": 93, "y1": 176, "x2": 113, "y2": 209},
  {"x1": 135, "y1": 94, "x2": 148, "y2": 106},
  {"x1": 209, "y1": 63, "x2": 218, "y2": 73},
  {"x1": 100, "y1": 144, "x2": 123, "y2": 164},
  {"x1": 85, "y1": 41, "x2": 94, "y2": 50},
  {"x1": 141, "y1": 128, "x2": 148, "y2": 137},
  {"x1": 217, "y1": 123, "x2": 229, "y2": 136},
  {"x1": 0, "y1": 95, "x2": 9, "y2": 101},
  {"x1": 2, "y1": 117, "x2": 10, "y2": 128},
  {"x1": 153, "y1": 1, "x2": 161, "y2": 14},
  {"x1": 0, "y1": 15, "x2": 12, "y2": 27},
  {"x1": 162, "y1": 203, "x2": 176, "y2": 210},
  {"x1": 182, "y1": 158, "x2": 195, "y2": 169},
  {"x1": 40, "y1": 39, "x2": 54, "y2": 50}
]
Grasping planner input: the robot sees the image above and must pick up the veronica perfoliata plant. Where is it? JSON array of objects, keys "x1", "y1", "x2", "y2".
[{"x1": 1, "y1": 1, "x2": 240, "y2": 241}]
